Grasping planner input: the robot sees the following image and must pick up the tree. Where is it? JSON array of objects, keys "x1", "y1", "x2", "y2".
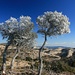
[
  {"x1": 36, "y1": 11, "x2": 70, "y2": 75},
  {"x1": 0, "y1": 16, "x2": 37, "y2": 74}
]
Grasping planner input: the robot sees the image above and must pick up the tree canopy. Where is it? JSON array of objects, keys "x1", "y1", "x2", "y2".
[
  {"x1": 0, "y1": 16, "x2": 37, "y2": 48},
  {"x1": 36, "y1": 11, "x2": 70, "y2": 36}
]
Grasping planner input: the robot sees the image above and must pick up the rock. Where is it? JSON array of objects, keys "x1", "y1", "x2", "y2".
[
  {"x1": 67, "y1": 49, "x2": 74, "y2": 57},
  {"x1": 49, "y1": 48, "x2": 62, "y2": 56},
  {"x1": 61, "y1": 48, "x2": 74, "y2": 58},
  {"x1": 0, "y1": 45, "x2": 5, "y2": 49}
]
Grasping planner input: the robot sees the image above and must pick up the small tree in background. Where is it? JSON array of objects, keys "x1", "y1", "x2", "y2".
[
  {"x1": 0, "y1": 16, "x2": 37, "y2": 74},
  {"x1": 36, "y1": 11, "x2": 70, "y2": 75}
]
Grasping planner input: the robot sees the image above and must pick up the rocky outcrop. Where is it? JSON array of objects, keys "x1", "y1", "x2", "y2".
[
  {"x1": 67, "y1": 49, "x2": 74, "y2": 57},
  {"x1": 43, "y1": 48, "x2": 74, "y2": 58},
  {"x1": 49, "y1": 48, "x2": 63, "y2": 56},
  {"x1": 60, "y1": 48, "x2": 74, "y2": 58},
  {"x1": 0, "y1": 45, "x2": 5, "y2": 49}
]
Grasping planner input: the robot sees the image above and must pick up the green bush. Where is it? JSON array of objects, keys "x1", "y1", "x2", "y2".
[
  {"x1": 34, "y1": 61, "x2": 39, "y2": 69},
  {"x1": 26, "y1": 57, "x2": 32, "y2": 61},
  {"x1": 16, "y1": 56, "x2": 21, "y2": 59},
  {"x1": 50, "y1": 60, "x2": 75, "y2": 73}
]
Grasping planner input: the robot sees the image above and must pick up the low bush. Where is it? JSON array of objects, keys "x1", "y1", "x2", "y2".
[{"x1": 26, "y1": 57, "x2": 32, "y2": 61}]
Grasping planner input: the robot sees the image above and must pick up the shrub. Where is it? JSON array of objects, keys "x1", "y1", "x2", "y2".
[
  {"x1": 26, "y1": 57, "x2": 32, "y2": 61},
  {"x1": 34, "y1": 61, "x2": 39, "y2": 69},
  {"x1": 50, "y1": 60, "x2": 75, "y2": 73}
]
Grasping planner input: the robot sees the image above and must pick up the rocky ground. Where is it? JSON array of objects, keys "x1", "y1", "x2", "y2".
[{"x1": 0, "y1": 44, "x2": 75, "y2": 75}]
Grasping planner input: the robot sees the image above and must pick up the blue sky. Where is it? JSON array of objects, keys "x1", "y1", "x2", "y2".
[{"x1": 0, "y1": 0, "x2": 75, "y2": 47}]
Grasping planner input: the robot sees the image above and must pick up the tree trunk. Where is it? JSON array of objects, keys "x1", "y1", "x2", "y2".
[
  {"x1": 1, "y1": 35, "x2": 13, "y2": 75},
  {"x1": 2, "y1": 41, "x2": 12, "y2": 75},
  {"x1": 38, "y1": 34, "x2": 47, "y2": 75},
  {"x1": 10, "y1": 48, "x2": 20, "y2": 71}
]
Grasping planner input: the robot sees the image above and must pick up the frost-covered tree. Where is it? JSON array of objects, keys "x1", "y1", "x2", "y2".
[
  {"x1": 0, "y1": 16, "x2": 37, "y2": 74},
  {"x1": 36, "y1": 11, "x2": 70, "y2": 75}
]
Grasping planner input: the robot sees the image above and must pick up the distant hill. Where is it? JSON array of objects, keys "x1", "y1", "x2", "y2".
[
  {"x1": 37, "y1": 46, "x2": 71, "y2": 49},
  {"x1": 45, "y1": 46, "x2": 71, "y2": 49}
]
